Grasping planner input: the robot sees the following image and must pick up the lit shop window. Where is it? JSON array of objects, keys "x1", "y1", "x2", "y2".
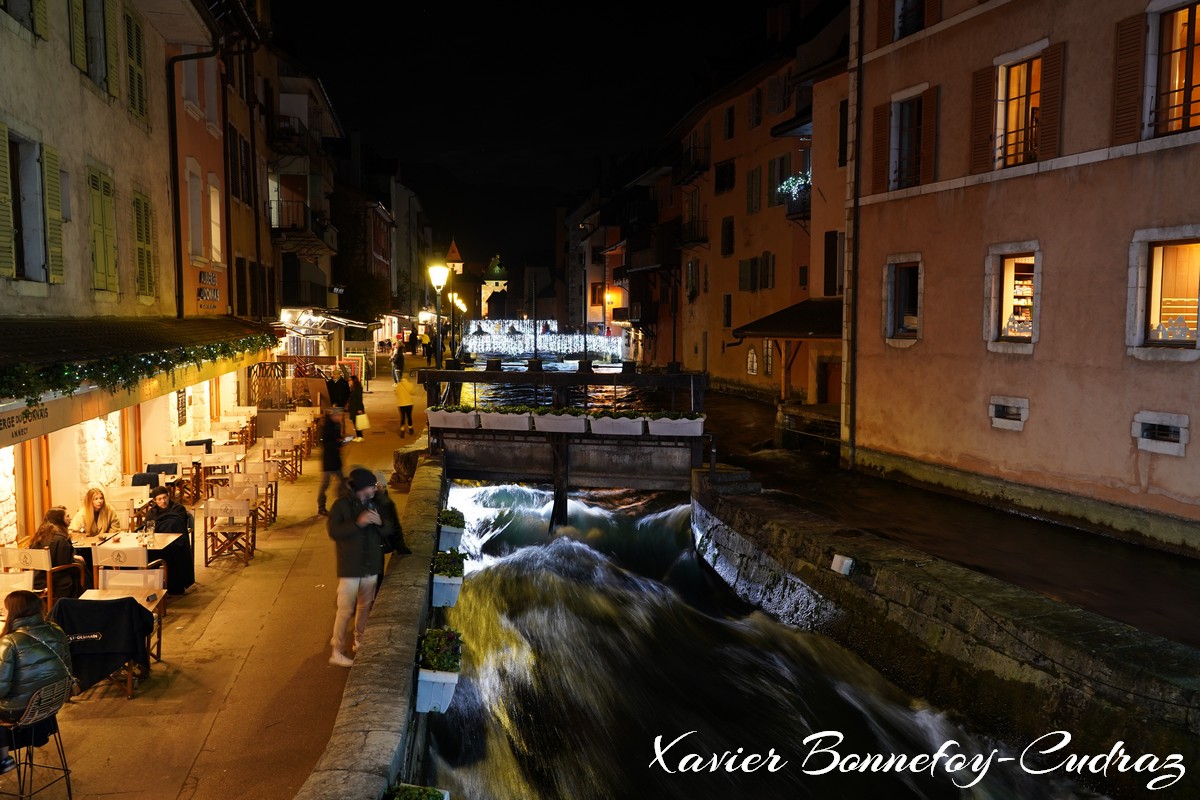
[{"x1": 1147, "y1": 240, "x2": 1199, "y2": 343}]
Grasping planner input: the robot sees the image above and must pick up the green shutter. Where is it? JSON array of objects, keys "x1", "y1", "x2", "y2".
[
  {"x1": 104, "y1": 0, "x2": 119, "y2": 96},
  {"x1": 125, "y1": 13, "x2": 146, "y2": 120},
  {"x1": 32, "y1": 0, "x2": 48, "y2": 39},
  {"x1": 42, "y1": 146, "x2": 64, "y2": 284},
  {"x1": 133, "y1": 193, "x2": 154, "y2": 296},
  {"x1": 102, "y1": 176, "x2": 117, "y2": 289},
  {"x1": 0, "y1": 124, "x2": 14, "y2": 279},
  {"x1": 69, "y1": 0, "x2": 86, "y2": 72},
  {"x1": 88, "y1": 169, "x2": 105, "y2": 287}
]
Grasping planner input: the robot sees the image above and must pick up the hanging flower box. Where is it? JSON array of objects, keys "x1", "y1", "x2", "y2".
[
  {"x1": 438, "y1": 525, "x2": 464, "y2": 550},
  {"x1": 427, "y1": 406, "x2": 478, "y2": 429},
  {"x1": 415, "y1": 627, "x2": 463, "y2": 714},
  {"x1": 588, "y1": 414, "x2": 647, "y2": 436},
  {"x1": 415, "y1": 668, "x2": 459, "y2": 713},
  {"x1": 647, "y1": 414, "x2": 706, "y2": 436},
  {"x1": 533, "y1": 409, "x2": 588, "y2": 433},
  {"x1": 387, "y1": 784, "x2": 450, "y2": 800},
  {"x1": 477, "y1": 409, "x2": 532, "y2": 431},
  {"x1": 431, "y1": 574, "x2": 463, "y2": 607}
]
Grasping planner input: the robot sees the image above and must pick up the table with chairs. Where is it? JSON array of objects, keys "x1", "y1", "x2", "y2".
[
  {"x1": 50, "y1": 592, "x2": 159, "y2": 700},
  {"x1": 72, "y1": 531, "x2": 192, "y2": 597}
]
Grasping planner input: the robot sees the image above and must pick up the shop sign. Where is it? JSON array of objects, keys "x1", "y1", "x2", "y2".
[
  {"x1": 197, "y1": 270, "x2": 222, "y2": 311},
  {"x1": 0, "y1": 403, "x2": 51, "y2": 442}
]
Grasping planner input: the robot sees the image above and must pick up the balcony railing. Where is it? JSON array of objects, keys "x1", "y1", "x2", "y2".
[
  {"x1": 673, "y1": 145, "x2": 710, "y2": 185},
  {"x1": 786, "y1": 188, "x2": 811, "y2": 220},
  {"x1": 270, "y1": 199, "x2": 338, "y2": 256},
  {"x1": 680, "y1": 218, "x2": 708, "y2": 245}
]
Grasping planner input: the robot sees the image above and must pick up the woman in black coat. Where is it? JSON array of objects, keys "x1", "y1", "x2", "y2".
[
  {"x1": 30, "y1": 507, "x2": 84, "y2": 601},
  {"x1": 344, "y1": 375, "x2": 366, "y2": 441}
]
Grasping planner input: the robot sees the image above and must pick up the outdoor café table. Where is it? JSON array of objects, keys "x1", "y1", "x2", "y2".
[
  {"x1": 80, "y1": 587, "x2": 166, "y2": 663},
  {"x1": 72, "y1": 532, "x2": 193, "y2": 597}
]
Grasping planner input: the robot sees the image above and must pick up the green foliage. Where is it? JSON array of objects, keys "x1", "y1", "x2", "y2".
[
  {"x1": 0, "y1": 333, "x2": 279, "y2": 406},
  {"x1": 437, "y1": 507, "x2": 465, "y2": 528},
  {"x1": 590, "y1": 409, "x2": 646, "y2": 420},
  {"x1": 386, "y1": 783, "x2": 445, "y2": 800},
  {"x1": 431, "y1": 548, "x2": 466, "y2": 577},
  {"x1": 478, "y1": 404, "x2": 536, "y2": 415},
  {"x1": 429, "y1": 404, "x2": 476, "y2": 414},
  {"x1": 419, "y1": 627, "x2": 463, "y2": 672},
  {"x1": 533, "y1": 406, "x2": 587, "y2": 417},
  {"x1": 646, "y1": 410, "x2": 706, "y2": 420}
]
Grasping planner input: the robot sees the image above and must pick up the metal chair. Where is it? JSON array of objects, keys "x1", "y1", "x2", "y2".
[{"x1": 0, "y1": 677, "x2": 73, "y2": 799}]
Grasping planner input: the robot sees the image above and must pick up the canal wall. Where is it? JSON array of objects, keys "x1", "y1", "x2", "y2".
[{"x1": 692, "y1": 468, "x2": 1200, "y2": 798}]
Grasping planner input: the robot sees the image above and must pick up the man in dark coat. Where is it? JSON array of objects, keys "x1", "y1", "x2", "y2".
[
  {"x1": 326, "y1": 468, "x2": 395, "y2": 667},
  {"x1": 144, "y1": 486, "x2": 191, "y2": 534},
  {"x1": 317, "y1": 408, "x2": 347, "y2": 516},
  {"x1": 391, "y1": 347, "x2": 405, "y2": 383}
]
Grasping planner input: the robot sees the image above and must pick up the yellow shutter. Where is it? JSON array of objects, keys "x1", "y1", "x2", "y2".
[
  {"x1": 42, "y1": 146, "x2": 64, "y2": 284},
  {"x1": 0, "y1": 124, "x2": 14, "y2": 279},
  {"x1": 102, "y1": 177, "x2": 117, "y2": 289},
  {"x1": 69, "y1": 0, "x2": 86, "y2": 72},
  {"x1": 88, "y1": 170, "x2": 105, "y2": 287},
  {"x1": 33, "y1": 0, "x2": 48, "y2": 39},
  {"x1": 104, "y1": 0, "x2": 119, "y2": 97}
]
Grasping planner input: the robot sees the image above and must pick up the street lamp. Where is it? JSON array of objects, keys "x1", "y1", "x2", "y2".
[
  {"x1": 428, "y1": 264, "x2": 449, "y2": 370},
  {"x1": 448, "y1": 291, "x2": 459, "y2": 358}
]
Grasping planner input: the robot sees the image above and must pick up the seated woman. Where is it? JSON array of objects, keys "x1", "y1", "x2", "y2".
[
  {"x1": 29, "y1": 507, "x2": 84, "y2": 601},
  {"x1": 0, "y1": 590, "x2": 73, "y2": 773},
  {"x1": 69, "y1": 488, "x2": 122, "y2": 537}
]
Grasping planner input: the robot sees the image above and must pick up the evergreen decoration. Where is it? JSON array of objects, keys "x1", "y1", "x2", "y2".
[{"x1": 0, "y1": 333, "x2": 279, "y2": 406}]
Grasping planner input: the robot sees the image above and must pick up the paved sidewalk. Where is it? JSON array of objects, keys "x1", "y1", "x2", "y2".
[{"x1": 40, "y1": 378, "x2": 428, "y2": 800}]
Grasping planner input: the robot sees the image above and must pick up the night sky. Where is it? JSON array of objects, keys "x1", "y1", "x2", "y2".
[{"x1": 271, "y1": 3, "x2": 777, "y2": 265}]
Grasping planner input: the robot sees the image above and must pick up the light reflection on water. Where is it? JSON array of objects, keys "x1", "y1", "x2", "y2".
[{"x1": 426, "y1": 482, "x2": 1110, "y2": 800}]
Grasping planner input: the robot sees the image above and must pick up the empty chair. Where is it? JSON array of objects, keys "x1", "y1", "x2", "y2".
[
  {"x1": 129, "y1": 472, "x2": 159, "y2": 489},
  {"x1": 0, "y1": 571, "x2": 34, "y2": 597},
  {"x1": 201, "y1": 499, "x2": 254, "y2": 567},
  {"x1": 184, "y1": 438, "x2": 213, "y2": 454},
  {"x1": 261, "y1": 437, "x2": 299, "y2": 482},
  {"x1": 144, "y1": 462, "x2": 179, "y2": 477}
]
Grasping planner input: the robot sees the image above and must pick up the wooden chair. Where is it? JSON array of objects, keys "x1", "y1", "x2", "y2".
[
  {"x1": 0, "y1": 677, "x2": 73, "y2": 797},
  {"x1": 201, "y1": 499, "x2": 254, "y2": 567},
  {"x1": 240, "y1": 462, "x2": 279, "y2": 523},
  {"x1": 278, "y1": 420, "x2": 312, "y2": 458},
  {"x1": 228, "y1": 473, "x2": 272, "y2": 528},
  {"x1": 262, "y1": 437, "x2": 300, "y2": 482},
  {"x1": 199, "y1": 452, "x2": 238, "y2": 499},
  {"x1": 96, "y1": 561, "x2": 167, "y2": 662},
  {"x1": 169, "y1": 444, "x2": 207, "y2": 504},
  {"x1": 0, "y1": 548, "x2": 86, "y2": 611}
]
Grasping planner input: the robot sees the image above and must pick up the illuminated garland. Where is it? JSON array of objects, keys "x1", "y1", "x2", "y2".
[
  {"x1": 778, "y1": 170, "x2": 812, "y2": 200},
  {"x1": 0, "y1": 332, "x2": 279, "y2": 406}
]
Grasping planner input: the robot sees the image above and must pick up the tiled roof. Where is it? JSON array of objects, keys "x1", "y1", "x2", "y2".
[{"x1": 0, "y1": 315, "x2": 277, "y2": 368}]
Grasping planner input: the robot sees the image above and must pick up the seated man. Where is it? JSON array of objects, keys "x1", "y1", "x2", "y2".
[{"x1": 143, "y1": 486, "x2": 192, "y2": 535}]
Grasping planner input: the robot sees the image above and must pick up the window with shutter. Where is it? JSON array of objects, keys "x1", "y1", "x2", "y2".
[
  {"x1": 720, "y1": 217, "x2": 734, "y2": 256},
  {"x1": 88, "y1": 168, "x2": 117, "y2": 291},
  {"x1": 133, "y1": 192, "x2": 155, "y2": 296},
  {"x1": 745, "y1": 166, "x2": 761, "y2": 214},
  {"x1": 1112, "y1": 16, "x2": 1146, "y2": 144},
  {"x1": 125, "y1": 11, "x2": 147, "y2": 121},
  {"x1": 1154, "y1": 4, "x2": 1200, "y2": 135},
  {"x1": 43, "y1": 146, "x2": 63, "y2": 284},
  {"x1": 969, "y1": 67, "x2": 997, "y2": 174},
  {"x1": 722, "y1": 294, "x2": 732, "y2": 328},
  {"x1": 0, "y1": 125, "x2": 15, "y2": 279}
]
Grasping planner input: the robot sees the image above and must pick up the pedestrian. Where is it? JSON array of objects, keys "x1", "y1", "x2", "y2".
[
  {"x1": 420, "y1": 331, "x2": 431, "y2": 364},
  {"x1": 30, "y1": 507, "x2": 84, "y2": 600},
  {"x1": 394, "y1": 375, "x2": 415, "y2": 435},
  {"x1": 0, "y1": 589, "x2": 73, "y2": 774},
  {"x1": 318, "y1": 407, "x2": 349, "y2": 516},
  {"x1": 69, "y1": 488, "x2": 122, "y2": 536},
  {"x1": 391, "y1": 346, "x2": 405, "y2": 384},
  {"x1": 375, "y1": 478, "x2": 411, "y2": 557},
  {"x1": 326, "y1": 468, "x2": 395, "y2": 667},
  {"x1": 345, "y1": 374, "x2": 366, "y2": 441}
]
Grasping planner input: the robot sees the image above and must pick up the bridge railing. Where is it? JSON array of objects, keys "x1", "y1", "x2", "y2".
[{"x1": 416, "y1": 367, "x2": 708, "y2": 412}]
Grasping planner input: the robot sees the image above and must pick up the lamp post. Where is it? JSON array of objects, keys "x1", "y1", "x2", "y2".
[
  {"x1": 448, "y1": 291, "x2": 459, "y2": 358},
  {"x1": 428, "y1": 264, "x2": 449, "y2": 370}
]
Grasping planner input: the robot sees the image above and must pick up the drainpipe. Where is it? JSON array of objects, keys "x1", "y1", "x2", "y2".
[
  {"x1": 846, "y1": 0, "x2": 866, "y2": 471},
  {"x1": 168, "y1": 43, "x2": 221, "y2": 318}
]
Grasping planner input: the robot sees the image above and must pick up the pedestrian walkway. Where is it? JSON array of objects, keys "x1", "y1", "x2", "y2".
[{"x1": 40, "y1": 378, "x2": 428, "y2": 800}]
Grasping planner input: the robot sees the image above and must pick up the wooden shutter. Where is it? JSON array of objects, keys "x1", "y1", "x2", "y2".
[
  {"x1": 925, "y1": 0, "x2": 941, "y2": 28},
  {"x1": 42, "y1": 146, "x2": 64, "y2": 284},
  {"x1": 126, "y1": 13, "x2": 146, "y2": 120},
  {"x1": 69, "y1": 0, "x2": 86, "y2": 72},
  {"x1": 920, "y1": 86, "x2": 938, "y2": 185},
  {"x1": 872, "y1": 103, "x2": 890, "y2": 193},
  {"x1": 88, "y1": 171, "x2": 105, "y2": 287},
  {"x1": 133, "y1": 194, "x2": 154, "y2": 296},
  {"x1": 32, "y1": 0, "x2": 48, "y2": 39},
  {"x1": 1112, "y1": 15, "x2": 1146, "y2": 145},
  {"x1": 969, "y1": 67, "x2": 997, "y2": 174},
  {"x1": 102, "y1": 176, "x2": 117, "y2": 289},
  {"x1": 878, "y1": 0, "x2": 895, "y2": 48},
  {"x1": 104, "y1": 0, "x2": 119, "y2": 97},
  {"x1": 0, "y1": 125, "x2": 14, "y2": 279},
  {"x1": 1038, "y1": 43, "x2": 1065, "y2": 161}
]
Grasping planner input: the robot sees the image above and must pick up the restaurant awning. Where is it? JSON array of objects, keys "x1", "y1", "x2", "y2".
[
  {"x1": 0, "y1": 315, "x2": 277, "y2": 368},
  {"x1": 732, "y1": 297, "x2": 843, "y2": 340}
]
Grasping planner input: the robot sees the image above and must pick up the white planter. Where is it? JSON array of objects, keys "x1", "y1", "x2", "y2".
[
  {"x1": 431, "y1": 574, "x2": 463, "y2": 607},
  {"x1": 478, "y1": 412, "x2": 531, "y2": 431},
  {"x1": 647, "y1": 416, "x2": 706, "y2": 436},
  {"x1": 415, "y1": 668, "x2": 459, "y2": 713},
  {"x1": 534, "y1": 414, "x2": 588, "y2": 433},
  {"x1": 427, "y1": 410, "x2": 478, "y2": 429},
  {"x1": 589, "y1": 416, "x2": 646, "y2": 436},
  {"x1": 438, "y1": 525, "x2": 464, "y2": 550}
]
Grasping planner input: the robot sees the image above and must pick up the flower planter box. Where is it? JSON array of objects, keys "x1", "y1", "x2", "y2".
[
  {"x1": 533, "y1": 414, "x2": 588, "y2": 433},
  {"x1": 392, "y1": 784, "x2": 450, "y2": 800},
  {"x1": 431, "y1": 574, "x2": 463, "y2": 608},
  {"x1": 588, "y1": 416, "x2": 647, "y2": 436},
  {"x1": 438, "y1": 525, "x2": 464, "y2": 550},
  {"x1": 415, "y1": 668, "x2": 459, "y2": 713},
  {"x1": 426, "y1": 410, "x2": 478, "y2": 430},
  {"x1": 478, "y1": 412, "x2": 531, "y2": 431},
  {"x1": 647, "y1": 416, "x2": 706, "y2": 436}
]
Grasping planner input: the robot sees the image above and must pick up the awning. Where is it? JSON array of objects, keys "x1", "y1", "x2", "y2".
[
  {"x1": 732, "y1": 298, "x2": 843, "y2": 339},
  {"x1": 0, "y1": 315, "x2": 277, "y2": 368}
]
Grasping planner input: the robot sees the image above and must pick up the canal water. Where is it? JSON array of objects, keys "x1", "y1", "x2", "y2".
[{"x1": 426, "y1": 483, "x2": 1112, "y2": 800}]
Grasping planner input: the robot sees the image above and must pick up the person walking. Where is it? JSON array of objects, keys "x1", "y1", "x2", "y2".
[
  {"x1": 326, "y1": 468, "x2": 394, "y2": 667},
  {"x1": 344, "y1": 374, "x2": 366, "y2": 442},
  {"x1": 30, "y1": 507, "x2": 84, "y2": 600},
  {"x1": 0, "y1": 589, "x2": 73, "y2": 774},
  {"x1": 394, "y1": 375, "x2": 415, "y2": 435},
  {"x1": 419, "y1": 331, "x2": 431, "y2": 365},
  {"x1": 317, "y1": 407, "x2": 348, "y2": 516},
  {"x1": 391, "y1": 346, "x2": 405, "y2": 384}
]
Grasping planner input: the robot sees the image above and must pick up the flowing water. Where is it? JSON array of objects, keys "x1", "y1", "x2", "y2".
[{"x1": 425, "y1": 483, "x2": 1114, "y2": 800}]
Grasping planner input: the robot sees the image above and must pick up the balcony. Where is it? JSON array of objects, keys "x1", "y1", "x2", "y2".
[
  {"x1": 611, "y1": 302, "x2": 657, "y2": 325},
  {"x1": 272, "y1": 115, "x2": 322, "y2": 156},
  {"x1": 672, "y1": 145, "x2": 710, "y2": 185},
  {"x1": 270, "y1": 199, "x2": 338, "y2": 257},
  {"x1": 680, "y1": 218, "x2": 708, "y2": 246},
  {"x1": 786, "y1": 187, "x2": 811, "y2": 221}
]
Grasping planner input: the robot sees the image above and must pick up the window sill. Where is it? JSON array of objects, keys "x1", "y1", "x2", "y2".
[
  {"x1": 93, "y1": 289, "x2": 119, "y2": 303},
  {"x1": 987, "y1": 340, "x2": 1034, "y2": 355},
  {"x1": 9, "y1": 280, "x2": 49, "y2": 298},
  {"x1": 1127, "y1": 345, "x2": 1200, "y2": 363},
  {"x1": 885, "y1": 336, "x2": 919, "y2": 349}
]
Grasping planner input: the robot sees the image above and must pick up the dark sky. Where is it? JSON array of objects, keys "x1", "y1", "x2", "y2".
[{"x1": 271, "y1": 4, "x2": 777, "y2": 265}]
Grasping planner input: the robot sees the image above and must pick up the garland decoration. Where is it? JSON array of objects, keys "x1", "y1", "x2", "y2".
[{"x1": 0, "y1": 332, "x2": 279, "y2": 406}]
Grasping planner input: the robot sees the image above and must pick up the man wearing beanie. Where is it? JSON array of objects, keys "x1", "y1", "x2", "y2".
[{"x1": 326, "y1": 466, "x2": 395, "y2": 667}]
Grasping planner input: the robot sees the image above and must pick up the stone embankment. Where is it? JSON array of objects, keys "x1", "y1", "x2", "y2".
[{"x1": 691, "y1": 467, "x2": 1200, "y2": 798}]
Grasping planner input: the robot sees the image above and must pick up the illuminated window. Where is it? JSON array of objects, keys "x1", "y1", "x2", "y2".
[
  {"x1": 1001, "y1": 56, "x2": 1041, "y2": 167},
  {"x1": 1155, "y1": 3, "x2": 1200, "y2": 135},
  {"x1": 746, "y1": 346, "x2": 758, "y2": 375},
  {"x1": 998, "y1": 254, "x2": 1035, "y2": 341},
  {"x1": 1147, "y1": 240, "x2": 1200, "y2": 343}
]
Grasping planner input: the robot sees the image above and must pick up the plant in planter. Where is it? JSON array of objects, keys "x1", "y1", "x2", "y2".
[
  {"x1": 415, "y1": 626, "x2": 464, "y2": 713},
  {"x1": 477, "y1": 403, "x2": 534, "y2": 431},
  {"x1": 431, "y1": 548, "x2": 467, "y2": 608},
  {"x1": 426, "y1": 403, "x2": 478, "y2": 430},
  {"x1": 588, "y1": 408, "x2": 647, "y2": 436},
  {"x1": 646, "y1": 410, "x2": 707, "y2": 436},
  {"x1": 386, "y1": 784, "x2": 448, "y2": 800},
  {"x1": 532, "y1": 405, "x2": 588, "y2": 433},
  {"x1": 437, "y1": 507, "x2": 466, "y2": 550}
]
